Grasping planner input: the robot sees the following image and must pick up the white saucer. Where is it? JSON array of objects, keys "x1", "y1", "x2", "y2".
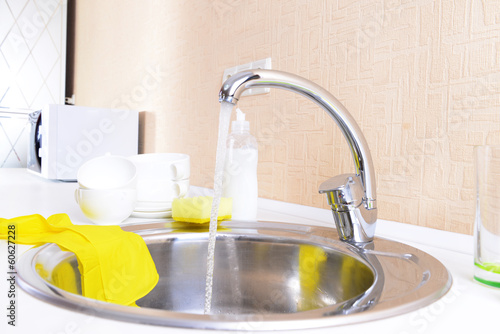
[
  {"x1": 131, "y1": 210, "x2": 172, "y2": 219},
  {"x1": 134, "y1": 201, "x2": 172, "y2": 212}
]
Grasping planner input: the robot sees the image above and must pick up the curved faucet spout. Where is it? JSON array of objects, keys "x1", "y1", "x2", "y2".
[{"x1": 219, "y1": 69, "x2": 377, "y2": 243}]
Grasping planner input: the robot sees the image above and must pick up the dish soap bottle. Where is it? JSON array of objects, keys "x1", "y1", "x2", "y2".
[{"x1": 223, "y1": 108, "x2": 258, "y2": 220}]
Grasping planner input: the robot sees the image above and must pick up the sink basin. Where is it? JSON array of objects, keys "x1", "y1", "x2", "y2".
[{"x1": 16, "y1": 220, "x2": 451, "y2": 330}]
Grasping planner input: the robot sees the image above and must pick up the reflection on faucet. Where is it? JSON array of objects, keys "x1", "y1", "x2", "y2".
[{"x1": 219, "y1": 69, "x2": 377, "y2": 244}]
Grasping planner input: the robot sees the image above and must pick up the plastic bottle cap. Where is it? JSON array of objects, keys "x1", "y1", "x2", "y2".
[{"x1": 232, "y1": 108, "x2": 250, "y2": 132}]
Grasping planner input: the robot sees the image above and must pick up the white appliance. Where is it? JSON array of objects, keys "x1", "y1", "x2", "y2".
[{"x1": 27, "y1": 104, "x2": 139, "y2": 181}]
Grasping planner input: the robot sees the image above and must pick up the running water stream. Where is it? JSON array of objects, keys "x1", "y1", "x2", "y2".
[{"x1": 204, "y1": 101, "x2": 233, "y2": 314}]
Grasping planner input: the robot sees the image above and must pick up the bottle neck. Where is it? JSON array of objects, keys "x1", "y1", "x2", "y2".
[
  {"x1": 231, "y1": 121, "x2": 250, "y2": 133},
  {"x1": 232, "y1": 129, "x2": 250, "y2": 134}
]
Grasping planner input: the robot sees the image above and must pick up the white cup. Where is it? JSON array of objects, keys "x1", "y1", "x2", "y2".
[
  {"x1": 128, "y1": 153, "x2": 190, "y2": 180},
  {"x1": 128, "y1": 153, "x2": 190, "y2": 210},
  {"x1": 134, "y1": 178, "x2": 189, "y2": 203},
  {"x1": 75, "y1": 188, "x2": 137, "y2": 225},
  {"x1": 77, "y1": 155, "x2": 137, "y2": 190}
]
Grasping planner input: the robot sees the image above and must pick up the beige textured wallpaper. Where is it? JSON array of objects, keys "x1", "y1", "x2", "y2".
[{"x1": 73, "y1": 0, "x2": 500, "y2": 234}]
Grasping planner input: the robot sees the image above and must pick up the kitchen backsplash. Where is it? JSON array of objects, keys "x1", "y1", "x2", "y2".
[
  {"x1": 72, "y1": 0, "x2": 500, "y2": 234},
  {"x1": 0, "y1": 108, "x2": 30, "y2": 167},
  {"x1": 0, "y1": 0, "x2": 67, "y2": 167},
  {"x1": 0, "y1": 0, "x2": 67, "y2": 109}
]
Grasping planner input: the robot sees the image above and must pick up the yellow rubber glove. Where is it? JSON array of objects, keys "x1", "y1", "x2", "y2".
[{"x1": 0, "y1": 214, "x2": 158, "y2": 307}]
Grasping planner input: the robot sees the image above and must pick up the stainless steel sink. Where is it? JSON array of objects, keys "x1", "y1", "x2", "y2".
[{"x1": 16, "y1": 220, "x2": 451, "y2": 330}]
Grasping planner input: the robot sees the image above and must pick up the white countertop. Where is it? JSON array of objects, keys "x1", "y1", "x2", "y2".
[{"x1": 1, "y1": 169, "x2": 498, "y2": 333}]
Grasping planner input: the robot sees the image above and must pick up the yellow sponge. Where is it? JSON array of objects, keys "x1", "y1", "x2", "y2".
[{"x1": 172, "y1": 196, "x2": 232, "y2": 224}]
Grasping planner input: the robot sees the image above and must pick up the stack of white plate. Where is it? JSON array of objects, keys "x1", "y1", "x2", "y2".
[{"x1": 128, "y1": 153, "x2": 190, "y2": 219}]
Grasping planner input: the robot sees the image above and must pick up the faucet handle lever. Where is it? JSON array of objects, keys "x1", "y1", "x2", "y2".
[
  {"x1": 319, "y1": 174, "x2": 364, "y2": 210},
  {"x1": 319, "y1": 174, "x2": 376, "y2": 244}
]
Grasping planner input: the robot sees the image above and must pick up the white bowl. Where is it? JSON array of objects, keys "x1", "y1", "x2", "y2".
[
  {"x1": 75, "y1": 188, "x2": 137, "y2": 225},
  {"x1": 77, "y1": 155, "x2": 137, "y2": 190}
]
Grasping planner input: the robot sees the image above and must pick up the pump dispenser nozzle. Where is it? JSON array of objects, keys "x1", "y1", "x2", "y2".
[
  {"x1": 232, "y1": 108, "x2": 250, "y2": 132},
  {"x1": 236, "y1": 108, "x2": 245, "y2": 121}
]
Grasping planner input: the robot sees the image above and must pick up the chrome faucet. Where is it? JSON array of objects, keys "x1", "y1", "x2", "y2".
[{"x1": 219, "y1": 69, "x2": 377, "y2": 244}]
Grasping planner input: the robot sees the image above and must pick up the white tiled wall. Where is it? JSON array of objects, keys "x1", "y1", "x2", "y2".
[
  {"x1": 0, "y1": 108, "x2": 30, "y2": 167},
  {"x1": 0, "y1": 0, "x2": 67, "y2": 167}
]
